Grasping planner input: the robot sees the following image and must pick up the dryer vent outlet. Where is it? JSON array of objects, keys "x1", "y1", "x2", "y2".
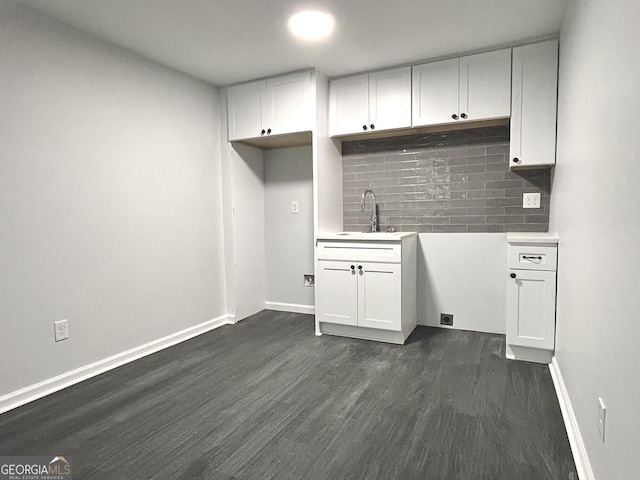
[{"x1": 440, "y1": 313, "x2": 454, "y2": 326}]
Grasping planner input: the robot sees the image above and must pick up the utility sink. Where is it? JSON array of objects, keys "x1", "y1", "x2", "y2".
[{"x1": 317, "y1": 231, "x2": 417, "y2": 241}]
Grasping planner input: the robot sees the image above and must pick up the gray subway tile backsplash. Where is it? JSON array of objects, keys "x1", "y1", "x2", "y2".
[{"x1": 342, "y1": 126, "x2": 551, "y2": 233}]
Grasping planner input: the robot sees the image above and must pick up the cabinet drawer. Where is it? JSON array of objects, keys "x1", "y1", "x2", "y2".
[
  {"x1": 317, "y1": 241, "x2": 401, "y2": 262},
  {"x1": 508, "y1": 244, "x2": 557, "y2": 271}
]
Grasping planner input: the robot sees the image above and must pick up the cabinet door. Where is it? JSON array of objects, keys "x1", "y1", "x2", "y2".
[
  {"x1": 357, "y1": 262, "x2": 402, "y2": 331},
  {"x1": 507, "y1": 269, "x2": 556, "y2": 350},
  {"x1": 369, "y1": 67, "x2": 411, "y2": 132},
  {"x1": 227, "y1": 80, "x2": 267, "y2": 141},
  {"x1": 510, "y1": 40, "x2": 558, "y2": 168},
  {"x1": 266, "y1": 71, "x2": 313, "y2": 136},
  {"x1": 316, "y1": 260, "x2": 358, "y2": 326},
  {"x1": 329, "y1": 74, "x2": 370, "y2": 136},
  {"x1": 459, "y1": 49, "x2": 511, "y2": 122},
  {"x1": 412, "y1": 58, "x2": 459, "y2": 126}
]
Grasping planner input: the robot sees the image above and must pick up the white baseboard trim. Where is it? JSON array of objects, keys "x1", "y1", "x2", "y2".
[
  {"x1": 0, "y1": 314, "x2": 236, "y2": 415},
  {"x1": 549, "y1": 356, "x2": 595, "y2": 480},
  {"x1": 265, "y1": 301, "x2": 315, "y2": 315}
]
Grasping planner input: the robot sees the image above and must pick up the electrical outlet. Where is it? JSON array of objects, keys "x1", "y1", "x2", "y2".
[
  {"x1": 291, "y1": 201, "x2": 299, "y2": 214},
  {"x1": 523, "y1": 192, "x2": 541, "y2": 209},
  {"x1": 54, "y1": 319, "x2": 69, "y2": 342},
  {"x1": 598, "y1": 397, "x2": 607, "y2": 443},
  {"x1": 440, "y1": 313, "x2": 454, "y2": 326}
]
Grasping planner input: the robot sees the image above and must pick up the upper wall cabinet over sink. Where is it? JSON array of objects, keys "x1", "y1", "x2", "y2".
[
  {"x1": 329, "y1": 67, "x2": 411, "y2": 137},
  {"x1": 227, "y1": 70, "x2": 313, "y2": 145},
  {"x1": 510, "y1": 39, "x2": 559, "y2": 169},
  {"x1": 412, "y1": 49, "x2": 512, "y2": 127}
]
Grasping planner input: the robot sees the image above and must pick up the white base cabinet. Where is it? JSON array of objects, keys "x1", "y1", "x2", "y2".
[
  {"x1": 506, "y1": 235, "x2": 559, "y2": 363},
  {"x1": 316, "y1": 233, "x2": 417, "y2": 344}
]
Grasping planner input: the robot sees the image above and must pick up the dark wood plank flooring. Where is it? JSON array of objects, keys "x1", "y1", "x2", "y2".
[{"x1": 0, "y1": 311, "x2": 577, "y2": 479}]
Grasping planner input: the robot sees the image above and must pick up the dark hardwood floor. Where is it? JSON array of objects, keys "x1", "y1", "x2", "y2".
[{"x1": 0, "y1": 311, "x2": 577, "y2": 479}]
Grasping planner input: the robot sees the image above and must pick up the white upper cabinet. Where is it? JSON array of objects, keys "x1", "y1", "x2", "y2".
[
  {"x1": 510, "y1": 39, "x2": 559, "y2": 169},
  {"x1": 412, "y1": 49, "x2": 511, "y2": 127},
  {"x1": 412, "y1": 58, "x2": 459, "y2": 126},
  {"x1": 368, "y1": 68, "x2": 412, "y2": 132},
  {"x1": 227, "y1": 71, "x2": 312, "y2": 141},
  {"x1": 329, "y1": 74, "x2": 369, "y2": 136},
  {"x1": 227, "y1": 80, "x2": 266, "y2": 141},
  {"x1": 329, "y1": 67, "x2": 411, "y2": 136}
]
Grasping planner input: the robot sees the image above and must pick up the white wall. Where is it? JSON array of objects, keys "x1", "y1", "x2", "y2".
[
  {"x1": 230, "y1": 144, "x2": 266, "y2": 321},
  {"x1": 418, "y1": 234, "x2": 507, "y2": 334},
  {"x1": 551, "y1": 1, "x2": 640, "y2": 478},
  {"x1": 264, "y1": 147, "x2": 314, "y2": 311},
  {"x1": 0, "y1": 6, "x2": 227, "y2": 395}
]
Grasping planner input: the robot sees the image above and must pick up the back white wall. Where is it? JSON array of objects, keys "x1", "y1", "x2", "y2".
[
  {"x1": 264, "y1": 147, "x2": 315, "y2": 312},
  {"x1": 551, "y1": 0, "x2": 640, "y2": 478},
  {"x1": 0, "y1": 6, "x2": 226, "y2": 396},
  {"x1": 418, "y1": 233, "x2": 506, "y2": 334}
]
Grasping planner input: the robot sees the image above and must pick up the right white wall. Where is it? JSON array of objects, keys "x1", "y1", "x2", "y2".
[{"x1": 552, "y1": 1, "x2": 640, "y2": 478}]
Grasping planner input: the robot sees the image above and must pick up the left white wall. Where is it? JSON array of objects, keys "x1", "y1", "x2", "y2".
[{"x1": 0, "y1": 6, "x2": 227, "y2": 397}]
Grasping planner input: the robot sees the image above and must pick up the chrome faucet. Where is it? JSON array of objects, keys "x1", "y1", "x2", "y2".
[{"x1": 360, "y1": 189, "x2": 378, "y2": 232}]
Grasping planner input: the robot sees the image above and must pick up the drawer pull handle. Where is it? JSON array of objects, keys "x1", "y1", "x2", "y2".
[
  {"x1": 522, "y1": 255, "x2": 543, "y2": 260},
  {"x1": 510, "y1": 273, "x2": 517, "y2": 279}
]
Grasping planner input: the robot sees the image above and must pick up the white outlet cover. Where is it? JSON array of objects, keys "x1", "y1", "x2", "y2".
[
  {"x1": 291, "y1": 201, "x2": 299, "y2": 214},
  {"x1": 523, "y1": 192, "x2": 541, "y2": 209},
  {"x1": 54, "y1": 319, "x2": 69, "y2": 342},
  {"x1": 598, "y1": 397, "x2": 607, "y2": 442}
]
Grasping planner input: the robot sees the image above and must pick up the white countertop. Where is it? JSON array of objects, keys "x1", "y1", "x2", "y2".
[
  {"x1": 317, "y1": 231, "x2": 418, "y2": 241},
  {"x1": 507, "y1": 232, "x2": 559, "y2": 244}
]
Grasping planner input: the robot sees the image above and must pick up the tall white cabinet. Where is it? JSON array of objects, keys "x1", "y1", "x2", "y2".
[
  {"x1": 510, "y1": 39, "x2": 559, "y2": 169},
  {"x1": 506, "y1": 234, "x2": 559, "y2": 364}
]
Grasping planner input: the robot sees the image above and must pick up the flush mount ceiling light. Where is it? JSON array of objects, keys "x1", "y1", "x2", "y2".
[{"x1": 288, "y1": 10, "x2": 334, "y2": 41}]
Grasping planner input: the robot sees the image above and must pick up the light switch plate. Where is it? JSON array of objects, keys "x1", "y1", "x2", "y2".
[
  {"x1": 523, "y1": 192, "x2": 541, "y2": 209},
  {"x1": 291, "y1": 201, "x2": 299, "y2": 214}
]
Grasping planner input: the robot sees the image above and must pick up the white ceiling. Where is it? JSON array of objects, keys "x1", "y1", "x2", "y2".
[{"x1": 16, "y1": 0, "x2": 568, "y2": 86}]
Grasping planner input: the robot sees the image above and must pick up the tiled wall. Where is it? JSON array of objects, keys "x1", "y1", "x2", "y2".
[{"x1": 342, "y1": 125, "x2": 551, "y2": 233}]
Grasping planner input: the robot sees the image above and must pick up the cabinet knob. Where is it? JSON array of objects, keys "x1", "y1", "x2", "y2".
[
  {"x1": 267, "y1": 128, "x2": 272, "y2": 135},
  {"x1": 358, "y1": 265, "x2": 363, "y2": 271},
  {"x1": 350, "y1": 265, "x2": 355, "y2": 270},
  {"x1": 512, "y1": 157, "x2": 519, "y2": 163},
  {"x1": 362, "y1": 125, "x2": 368, "y2": 131},
  {"x1": 460, "y1": 113, "x2": 467, "y2": 119},
  {"x1": 510, "y1": 273, "x2": 517, "y2": 279},
  {"x1": 261, "y1": 129, "x2": 266, "y2": 136},
  {"x1": 370, "y1": 124, "x2": 375, "y2": 130},
  {"x1": 451, "y1": 114, "x2": 458, "y2": 120}
]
